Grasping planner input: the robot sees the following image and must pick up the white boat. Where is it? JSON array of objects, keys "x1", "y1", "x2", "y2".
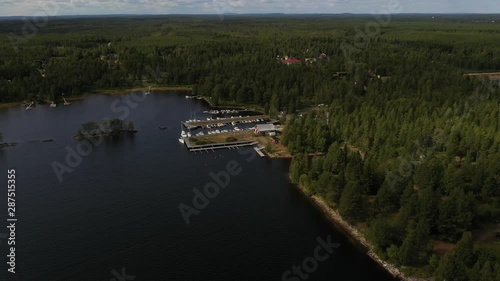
[
  {"x1": 145, "y1": 86, "x2": 151, "y2": 95},
  {"x1": 181, "y1": 131, "x2": 187, "y2": 138},
  {"x1": 215, "y1": 129, "x2": 220, "y2": 134},
  {"x1": 187, "y1": 132, "x2": 192, "y2": 137},
  {"x1": 178, "y1": 137, "x2": 184, "y2": 144},
  {"x1": 25, "y1": 102, "x2": 33, "y2": 110},
  {"x1": 62, "y1": 96, "x2": 70, "y2": 106}
]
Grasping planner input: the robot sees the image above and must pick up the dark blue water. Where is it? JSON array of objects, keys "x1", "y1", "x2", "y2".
[{"x1": 0, "y1": 93, "x2": 397, "y2": 281}]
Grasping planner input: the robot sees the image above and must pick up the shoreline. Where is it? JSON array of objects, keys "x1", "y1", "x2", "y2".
[
  {"x1": 0, "y1": 86, "x2": 193, "y2": 109},
  {"x1": 200, "y1": 96, "x2": 265, "y2": 112},
  {"x1": 0, "y1": 86, "x2": 270, "y2": 116},
  {"x1": 292, "y1": 182, "x2": 409, "y2": 281},
  {"x1": 94, "y1": 86, "x2": 192, "y2": 95}
]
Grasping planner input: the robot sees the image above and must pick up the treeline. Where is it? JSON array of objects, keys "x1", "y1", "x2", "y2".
[{"x1": 2, "y1": 16, "x2": 500, "y2": 110}]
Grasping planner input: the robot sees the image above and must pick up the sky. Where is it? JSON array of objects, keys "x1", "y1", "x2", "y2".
[{"x1": 0, "y1": 0, "x2": 498, "y2": 17}]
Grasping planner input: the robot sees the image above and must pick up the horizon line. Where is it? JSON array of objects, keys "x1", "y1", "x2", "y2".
[{"x1": 1, "y1": 12, "x2": 500, "y2": 18}]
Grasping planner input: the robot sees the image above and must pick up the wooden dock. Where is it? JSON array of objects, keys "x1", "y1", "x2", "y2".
[
  {"x1": 184, "y1": 138, "x2": 258, "y2": 152},
  {"x1": 254, "y1": 147, "x2": 266, "y2": 157},
  {"x1": 183, "y1": 115, "x2": 269, "y2": 127}
]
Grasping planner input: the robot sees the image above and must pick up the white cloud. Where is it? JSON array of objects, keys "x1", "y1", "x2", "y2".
[{"x1": 0, "y1": 0, "x2": 498, "y2": 16}]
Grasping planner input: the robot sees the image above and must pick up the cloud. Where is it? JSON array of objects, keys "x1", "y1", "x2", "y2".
[{"x1": 0, "y1": 0, "x2": 498, "y2": 16}]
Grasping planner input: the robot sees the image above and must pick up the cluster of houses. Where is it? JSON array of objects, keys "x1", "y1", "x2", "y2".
[{"x1": 277, "y1": 53, "x2": 328, "y2": 65}]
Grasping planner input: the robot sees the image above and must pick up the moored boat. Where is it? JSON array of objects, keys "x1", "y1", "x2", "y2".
[{"x1": 63, "y1": 96, "x2": 70, "y2": 106}]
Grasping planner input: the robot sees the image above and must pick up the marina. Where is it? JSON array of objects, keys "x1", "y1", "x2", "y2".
[
  {"x1": 177, "y1": 111, "x2": 276, "y2": 155},
  {"x1": 183, "y1": 115, "x2": 270, "y2": 128}
]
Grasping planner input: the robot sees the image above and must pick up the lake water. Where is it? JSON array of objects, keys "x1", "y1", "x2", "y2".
[{"x1": 0, "y1": 92, "x2": 397, "y2": 281}]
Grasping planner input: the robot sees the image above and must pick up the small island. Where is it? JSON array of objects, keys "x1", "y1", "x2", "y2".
[{"x1": 74, "y1": 118, "x2": 137, "y2": 140}]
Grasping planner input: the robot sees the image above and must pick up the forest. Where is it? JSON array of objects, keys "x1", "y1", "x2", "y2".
[{"x1": 0, "y1": 14, "x2": 499, "y2": 280}]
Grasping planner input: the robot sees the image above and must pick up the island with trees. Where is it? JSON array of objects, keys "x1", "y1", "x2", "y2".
[{"x1": 74, "y1": 119, "x2": 137, "y2": 140}]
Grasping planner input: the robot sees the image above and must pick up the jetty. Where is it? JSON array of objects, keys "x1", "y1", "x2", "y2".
[
  {"x1": 254, "y1": 147, "x2": 266, "y2": 157},
  {"x1": 182, "y1": 138, "x2": 258, "y2": 152}
]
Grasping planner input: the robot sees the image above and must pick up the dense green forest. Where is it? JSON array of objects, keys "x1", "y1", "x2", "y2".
[{"x1": 1, "y1": 14, "x2": 499, "y2": 280}]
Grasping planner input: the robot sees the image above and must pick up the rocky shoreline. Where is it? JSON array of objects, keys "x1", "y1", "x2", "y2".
[{"x1": 293, "y1": 183, "x2": 413, "y2": 281}]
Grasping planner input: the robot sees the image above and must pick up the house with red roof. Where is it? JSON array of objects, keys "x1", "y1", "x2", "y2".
[{"x1": 280, "y1": 56, "x2": 301, "y2": 65}]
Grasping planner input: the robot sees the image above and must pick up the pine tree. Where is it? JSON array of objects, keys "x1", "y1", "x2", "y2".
[
  {"x1": 339, "y1": 181, "x2": 364, "y2": 221},
  {"x1": 436, "y1": 252, "x2": 467, "y2": 281},
  {"x1": 367, "y1": 215, "x2": 394, "y2": 251},
  {"x1": 455, "y1": 232, "x2": 474, "y2": 266}
]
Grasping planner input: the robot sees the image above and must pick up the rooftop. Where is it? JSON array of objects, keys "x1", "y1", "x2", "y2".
[
  {"x1": 255, "y1": 124, "x2": 276, "y2": 132},
  {"x1": 281, "y1": 58, "x2": 301, "y2": 64}
]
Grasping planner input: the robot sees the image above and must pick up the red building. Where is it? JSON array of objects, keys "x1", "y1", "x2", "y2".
[{"x1": 280, "y1": 58, "x2": 301, "y2": 65}]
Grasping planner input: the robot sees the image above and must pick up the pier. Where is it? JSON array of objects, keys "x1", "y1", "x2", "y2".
[
  {"x1": 183, "y1": 138, "x2": 258, "y2": 152},
  {"x1": 254, "y1": 147, "x2": 266, "y2": 157}
]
